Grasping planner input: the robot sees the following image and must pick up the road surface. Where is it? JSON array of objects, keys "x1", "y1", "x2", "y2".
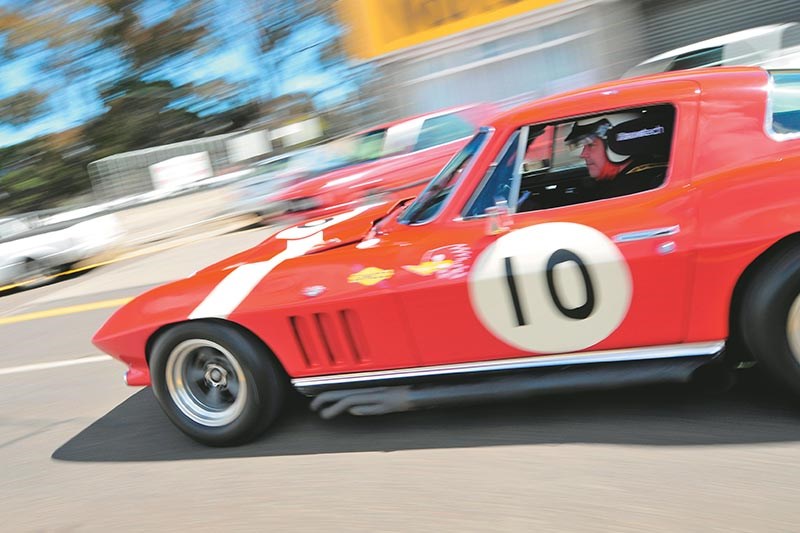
[{"x1": 2, "y1": 225, "x2": 800, "y2": 532}]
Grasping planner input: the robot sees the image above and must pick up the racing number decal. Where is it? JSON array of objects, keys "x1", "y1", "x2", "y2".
[
  {"x1": 503, "y1": 257, "x2": 527, "y2": 326},
  {"x1": 276, "y1": 213, "x2": 356, "y2": 240},
  {"x1": 545, "y1": 249, "x2": 595, "y2": 320},
  {"x1": 469, "y1": 222, "x2": 632, "y2": 353},
  {"x1": 504, "y1": 249, "x2": 596, "y2": 326},
  {"x1": 294, "y1": 217, "x2": 335, "y2": 229}
]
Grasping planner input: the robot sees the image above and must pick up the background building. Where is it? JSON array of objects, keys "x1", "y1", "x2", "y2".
[{"x1": 339, "y1": 0, "x2": 800, "y2": 121}]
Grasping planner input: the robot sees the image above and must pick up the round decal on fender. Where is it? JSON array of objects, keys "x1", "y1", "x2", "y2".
[
  {"x1": 275, "y1": 206, "x2": 370, "y2": 241},
  {"x1": 468, "y1": 222, "x2": 632, "y2": 353}
]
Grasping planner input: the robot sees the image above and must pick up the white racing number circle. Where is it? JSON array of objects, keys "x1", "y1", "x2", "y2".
[
  {"x1": 468, "y1": 222, "x2": 632, "y2": 353},
  {"x1": 276, "y1": 208, "x2": 368, "y2": 240},
  {"x1": 275, "y1": 207, "x2": 371, "y2": 251}
]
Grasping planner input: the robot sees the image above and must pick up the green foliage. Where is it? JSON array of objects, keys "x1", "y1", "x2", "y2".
[
  {"x1": 0, "y1": 90, "x2": 49, "y2": 126},
  {"x1": 0, "y1": 136, "x2": 92, "y2": 215},
  {"x1": 87, "y1": 79, "x2": 201, "y2": 157},
  {"x1": 0, "y1": 0, "x2": 364, "y2": 215}
]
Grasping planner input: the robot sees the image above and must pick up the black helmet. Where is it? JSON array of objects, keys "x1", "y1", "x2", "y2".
[{"x1": 565, "y1": 113, "x2": 640, "y2": 163}]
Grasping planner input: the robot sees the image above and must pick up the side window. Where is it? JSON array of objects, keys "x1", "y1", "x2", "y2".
[
  {"x1": 0, "y1": 218, "x2": 29, "y2": 239},
  {"x1": 519, "y1": 105, "x2": 674, "y2": 211},
  {"x1": 465, "y1": 105, "x2": 675, "y2": 216},
  {"x1": 781, "y1": 25, "x2": 800, "y2": 49},
  {"x1": 414, "y1": 113, "x2": 475, "y2": 151},
  {"x1": 353, "y1": 129, "x2": 387, "y2": 161},
  {"x1": 669, "y1": 47, "x2": 723, "y2": 71},
  {"x1": 383, "y1": 119, "x2": 423, "y2": 156},
  {"x1": 770, "y1": 71, "x2": 800, "y2": 134}
]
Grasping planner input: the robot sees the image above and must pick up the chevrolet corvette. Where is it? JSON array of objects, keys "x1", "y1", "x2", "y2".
[{"x1": 94, "y1": 67, "x2": 800, "y2": 445}]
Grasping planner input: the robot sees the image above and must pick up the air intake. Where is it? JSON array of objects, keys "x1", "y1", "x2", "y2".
[{"x1": 289, "y1": 310, "x2": 369, "y2": 368}]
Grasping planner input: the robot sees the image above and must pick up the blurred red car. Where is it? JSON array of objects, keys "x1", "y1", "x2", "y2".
[
  {"x1": 95, "y1": 67, "x2": 800, "y2": 446},
  {"x1": 259, "y1": 104, "x2": 498, "y2": 222}
]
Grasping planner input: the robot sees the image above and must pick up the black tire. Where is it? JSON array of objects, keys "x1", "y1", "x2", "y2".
[
  {"x1": 150, "y1": 321, "x2": 285, "y2": 446},
  {"x1": 18, "y1": 257, "x2": 56, "y2": 289},
  {"x1": 739, "y1": 245, "x2": 800, "y2": 395}
]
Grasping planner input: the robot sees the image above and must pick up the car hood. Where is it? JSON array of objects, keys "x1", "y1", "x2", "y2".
[
  {"x1": 197, "y1": 198, "x2": 405, "y2": 275},
  {"x1": 268, "y1": 149, "x2": 435, "y2": 202},
  {"x1": 92, "y1": 198, "x2": 409, "y2": 368}
]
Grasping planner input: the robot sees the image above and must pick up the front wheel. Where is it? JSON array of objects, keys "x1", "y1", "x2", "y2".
[
  {"x1": 739, "y1": 246, "x2": 800, "y2": 395},
  {"x1": 150, "y1": 321, "x2": 285, "y2": 446}
]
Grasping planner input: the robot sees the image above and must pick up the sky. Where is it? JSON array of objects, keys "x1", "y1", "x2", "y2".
[{"x1": 0, "y1": 0, "x2": 358, "y2": 148}]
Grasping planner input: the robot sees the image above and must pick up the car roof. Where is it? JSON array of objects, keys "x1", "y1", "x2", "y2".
[
  {"x1": 353, "y1": 103, "x2": 495, "y2": 135},
  {"x1": 638, "y1": 24, "x2": 796, "y2": 66},
  {"x1": 623, "y1": 22, "x2": 798, "y2": 77},
  {"x1": 488, "y1": 66, "x2": 770, "y2": 128}
]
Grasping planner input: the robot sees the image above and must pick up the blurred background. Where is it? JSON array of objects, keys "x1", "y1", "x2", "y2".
[{"x1": 0, "y1": 0, "x2": 799, "y2": 217}]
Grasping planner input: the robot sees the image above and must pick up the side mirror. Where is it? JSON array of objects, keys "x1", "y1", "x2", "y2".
[{"x1": 485, "y1": 199, "x2": 512, "y2": 235}]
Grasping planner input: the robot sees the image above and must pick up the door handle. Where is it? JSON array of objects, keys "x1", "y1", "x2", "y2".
[{"x1": 613, "y1": 225, "x2": 680, "y2": 243}]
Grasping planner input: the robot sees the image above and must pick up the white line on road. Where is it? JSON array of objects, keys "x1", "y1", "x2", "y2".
[{"x1": 0, "y1": 355, "x2": 113, "y2": 376}]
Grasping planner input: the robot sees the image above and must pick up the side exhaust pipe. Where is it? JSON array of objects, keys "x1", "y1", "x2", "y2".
[
  {"x1": 311, "y1": 358, "x2": 709, "y2": 418},
  {"x1": 310, "y1": 358, "x2": 714, "y2": 419}
]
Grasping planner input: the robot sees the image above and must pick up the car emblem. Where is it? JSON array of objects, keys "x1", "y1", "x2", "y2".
[{"x1": 302, "y1": 285, "x2": 327, "y2": 297}]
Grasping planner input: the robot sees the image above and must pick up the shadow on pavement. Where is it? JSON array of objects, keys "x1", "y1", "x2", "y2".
[{"x1": 53, "y1": 372, "x2": 800, "y2": 462}]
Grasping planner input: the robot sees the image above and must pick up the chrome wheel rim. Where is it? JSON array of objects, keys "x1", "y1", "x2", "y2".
[
  {"x1": 165, "y1": 339, "x2": 248, "y2": 427},
  {"x1": 787, "y1": 293, "x2": 800, "y2": 364}
]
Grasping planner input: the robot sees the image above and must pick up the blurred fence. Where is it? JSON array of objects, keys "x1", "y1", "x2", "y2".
[
  {"x1": 88, "y1": 133, "x2": 239, "y2": 202},
  {"x1": 88, "y1": 117, "x2": 323, "y2": 203}
]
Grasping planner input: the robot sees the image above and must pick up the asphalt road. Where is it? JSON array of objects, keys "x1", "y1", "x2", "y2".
[{"x1": 2, "y1": 225, "x2": 800, "y2": 531}]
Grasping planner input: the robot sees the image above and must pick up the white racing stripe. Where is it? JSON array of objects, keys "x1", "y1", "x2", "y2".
[
  {"x1": 189, "y1": 206, "x2": 371, "y2": 319},
  {"x1": 0, "y1": 355, "x2": 112, "y2": 376},
  {"x1": 189, "y1": 237, "x2": 320, "y2": 319}
]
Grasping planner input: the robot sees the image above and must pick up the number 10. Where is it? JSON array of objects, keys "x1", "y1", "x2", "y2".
[{"x1": 503, "y1": 249, "x2": 596, "y2": 327}]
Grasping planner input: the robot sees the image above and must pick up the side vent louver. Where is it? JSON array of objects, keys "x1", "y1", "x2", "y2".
[{"x1": 289, "y1": 309, "x2": 369, "y2": 369}]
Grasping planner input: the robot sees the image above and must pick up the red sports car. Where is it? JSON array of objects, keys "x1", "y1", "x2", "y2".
[
  {"x1": 94, "y1": 67, "x2": 800, "y2": 446},
  {"x1": 259, "y1": 104, "x2": 498, "y2": 222}
]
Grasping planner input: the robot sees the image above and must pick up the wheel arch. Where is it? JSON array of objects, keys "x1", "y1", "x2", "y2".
[
  {"x1": 145, "y1": 318, "x2": 290, "y2": 380},
  {"x1": 728, "y1": 231, "x2": 800, "y2": 361}
]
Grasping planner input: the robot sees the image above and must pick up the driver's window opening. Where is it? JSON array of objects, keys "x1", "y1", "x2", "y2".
[
  {"x1": 465, "y1": 104, "x2": 675, "y2": 218},
  {"x1": 400, "y1": 130, "x2": 489, "y2": 225}
]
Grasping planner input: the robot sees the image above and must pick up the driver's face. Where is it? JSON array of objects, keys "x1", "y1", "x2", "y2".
[{"x1": 579, "y1": 138, "x2": 608, "y2": 179}]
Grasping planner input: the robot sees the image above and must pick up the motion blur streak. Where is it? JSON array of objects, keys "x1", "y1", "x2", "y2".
[
  {"x1": 0, "y1": 355, "x2": 111, "y2": 377},
  {"x1": 0, "y1": 298, "x2": 133, "y2": 326}
]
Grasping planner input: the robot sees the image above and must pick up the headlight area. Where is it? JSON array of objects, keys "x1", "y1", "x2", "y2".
[{"x1": 124, "y1": 364, "x2": 151, "y2": 386}]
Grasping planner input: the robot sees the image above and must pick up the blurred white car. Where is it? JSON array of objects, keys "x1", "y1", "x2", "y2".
[
  {"x1": 0, "y1": 212, "x2": 123, "y2": 288},
  {"x1": 624, "y1": 23, "x2": 800, "y2": 78}
]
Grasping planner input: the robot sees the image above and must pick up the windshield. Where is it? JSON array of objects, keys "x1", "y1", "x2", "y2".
[
  {"x1": 399, "y1": 129, "x2": 490, "y2": 225},
  {"x1": 321, "y1": 129, "x2": 390, "y2": 168}
]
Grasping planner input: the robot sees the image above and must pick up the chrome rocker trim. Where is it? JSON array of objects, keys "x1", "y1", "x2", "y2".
[{"x1": 292, "y1": 341, "x2": 725, "y2": 395}]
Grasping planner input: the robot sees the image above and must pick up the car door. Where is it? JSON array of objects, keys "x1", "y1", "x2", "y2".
[{"x1": 395, "y1": 100, "x2": 700, "y2": 367}]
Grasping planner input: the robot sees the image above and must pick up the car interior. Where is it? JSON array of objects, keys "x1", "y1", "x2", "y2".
[{"x1": 466, "y1": 105, "x2": 675, "y2": 217}]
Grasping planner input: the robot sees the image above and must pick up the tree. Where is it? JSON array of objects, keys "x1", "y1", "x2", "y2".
[
  {"x1": 0, "y1": 1, "x2": 232, "y2": 211},
  {"x1": 0, "y1": 0, "x2": 372, "y2": 213}
]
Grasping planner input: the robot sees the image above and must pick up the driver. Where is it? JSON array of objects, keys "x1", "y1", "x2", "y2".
[{"x1": 565, "y1": 113, "x2": 669, "y2": 199}]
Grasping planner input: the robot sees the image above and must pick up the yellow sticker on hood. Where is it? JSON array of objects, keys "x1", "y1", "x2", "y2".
[
  {"x1": 402, "y1": 259, "x2": 454, "y2": 276},
  {"x1": 348, "y1": 267, "x2": 394, "y2": 286}
]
